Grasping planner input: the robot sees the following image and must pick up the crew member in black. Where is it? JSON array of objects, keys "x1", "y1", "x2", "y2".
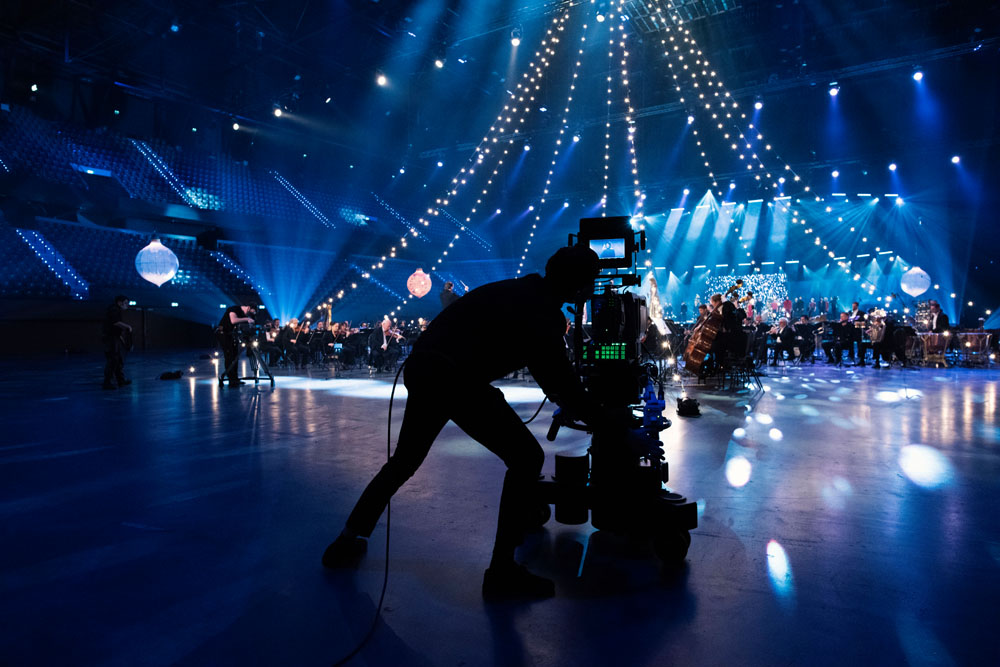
[
  {"x1": 322, "y1": 245, "x2": 601, "y2": 600},
  {"x1": 217, "y1": 303, "x2": 256, "y2": 387},
  {"x1": 102, "y1": 295, "x2": 133, "y2": 390},
  {"x1": 439, "y1": 281, "x2": 460, "y2": 310}
]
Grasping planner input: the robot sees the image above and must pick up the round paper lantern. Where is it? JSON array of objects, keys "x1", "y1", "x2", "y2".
[
  {"x1": 135, "y1": 238, "x2": 179, "y2": 287},
  {"x1": 406, "y1": 268, "x2": 432, "y2": 298},
  {"x1": 900, "y1": 266, "x2": 931, "y2": 297}
]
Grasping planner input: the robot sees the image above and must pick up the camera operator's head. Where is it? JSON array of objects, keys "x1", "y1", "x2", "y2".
[
  {"x1": 114, "y1": 294, "x2": 128, "y2": 310},
  {"x1": 544, "y1": 245, "x2": 599, "y2": 303},
  {"x1": 240, "y1": 302, "x2": 257, "y2": 319}
]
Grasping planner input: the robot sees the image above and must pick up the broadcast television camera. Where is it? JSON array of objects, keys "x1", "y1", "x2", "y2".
[{"x1": 538, "y1": 216, "x2": 698, "y2": 564}]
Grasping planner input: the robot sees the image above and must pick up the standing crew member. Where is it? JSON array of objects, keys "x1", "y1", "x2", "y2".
[
  {"x1": 102, "y1": 295, "x2": 132, "y2": 390},
  {"x1": 217, "y1": 303, "x2": 256, "y2": 387}
]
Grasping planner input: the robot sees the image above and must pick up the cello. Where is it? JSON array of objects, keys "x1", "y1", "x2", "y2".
[{"x1": 683, "y1": 281, "x2": 742, "y2": 375}]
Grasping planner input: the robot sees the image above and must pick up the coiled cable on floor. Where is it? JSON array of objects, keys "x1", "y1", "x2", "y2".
[{"x1": 333, "y1": 360, "x2": 405, "y2": 666}]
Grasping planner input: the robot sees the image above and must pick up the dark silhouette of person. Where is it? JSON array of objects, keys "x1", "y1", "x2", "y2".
[
  {"x1": 439, "y1": 281, "x2": 460, "y2": 311},
  {"x1": 102, "y1": 295, "x2": 132, "y2": 389},
  {"x1": 322, "y1": 245, "x2": 601, "y2": 600},
  {"x1": 216, "y1": 303, "x2": 256, "y2": 387}
]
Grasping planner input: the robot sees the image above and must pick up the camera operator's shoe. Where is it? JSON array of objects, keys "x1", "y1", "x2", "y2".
[
  {"x1": 482, "y1": 563, "x2": 555, "y2": 601},
  {"x1": 322, "y1": 535, "x2": 367, "y2": 568}
]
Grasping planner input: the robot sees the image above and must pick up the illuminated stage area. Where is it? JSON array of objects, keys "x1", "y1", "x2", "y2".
[{"x1": 1, "y1": 353, "x2": 997, "y2": 665}]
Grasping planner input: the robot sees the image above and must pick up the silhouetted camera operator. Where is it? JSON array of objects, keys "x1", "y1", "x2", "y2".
[
  {"x1": 216, "y1": 302, "x2": 256, "y2": 388},
  {"x1": 323, "y1": 245, "x2": 601, "y2": 600}
]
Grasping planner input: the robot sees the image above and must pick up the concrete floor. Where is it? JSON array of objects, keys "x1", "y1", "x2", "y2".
[{"x1": 1, "y1": 352, "x2": 998, "y2": 666}]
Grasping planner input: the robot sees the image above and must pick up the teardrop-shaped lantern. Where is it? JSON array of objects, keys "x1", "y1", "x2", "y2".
[
  {"x1": 900, "y1": 266, "x2": 931, "y2": 297},
  {"x1": 135, "y1": 238, "x2": 179, "y2": 287},
  {"x1": 406, "y1": 268, "x2": 432, "y2": 298}
]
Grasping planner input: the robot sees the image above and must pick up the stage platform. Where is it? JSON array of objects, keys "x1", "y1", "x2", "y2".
[{"x1": 1, "y1": 352, "x2": 998, "y2": 666}]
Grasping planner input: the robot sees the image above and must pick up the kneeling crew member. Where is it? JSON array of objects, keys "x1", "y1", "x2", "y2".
[{"x1": 323, "y1": 245, "x2": 601, "y2": 600}]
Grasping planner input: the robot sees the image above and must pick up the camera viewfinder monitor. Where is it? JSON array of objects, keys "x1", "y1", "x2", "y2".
[{"x1": 578, "y1": 216, "x2": 635, "y2": 270}]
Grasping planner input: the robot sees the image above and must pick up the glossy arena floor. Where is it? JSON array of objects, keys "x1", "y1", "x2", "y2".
[{"x1": 2, "y1": 352, "x2": 998, "y2": 666}]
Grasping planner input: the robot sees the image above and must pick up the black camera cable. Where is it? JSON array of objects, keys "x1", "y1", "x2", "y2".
[{"x1": 332, "y1": 359, "x2": 405, "y2": 666}]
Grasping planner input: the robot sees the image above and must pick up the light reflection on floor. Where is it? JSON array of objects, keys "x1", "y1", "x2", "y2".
[{"x1": 200, "y1": 375, "x2": 549, "y2": 404}]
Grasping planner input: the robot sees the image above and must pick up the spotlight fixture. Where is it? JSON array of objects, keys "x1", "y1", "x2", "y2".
[
  {"x1": 831, "y1": 170, "x2": 839, "y2": 178},
  {"x1": 754, "y1": 99, "x2": 763, "y2": 110},
  {"x1": 434, "y1": 59, "x2": 444, "y2": 69},
  {"x1": 889, "y1": 163, "x2": 897, "y2": 171},
  {"x1": 683, "y1": 188, "x2": 690, "y2": 195},
  {"x1": 273, "y1": 107, "x2": 283, "y2": 117},
  {"x1": 828, "y1": 83, "x2": 839, "y2": 97},
  {"x1": 951, "y1": 155, "x2": 960, "y2": 164},
  {"x1": 572, "y1": 135, "x2": 580, "y2": 142},
  {"x1": 169, "y1": 22, "x2": 180, "y2": 33},
  {"x1": 232, "y1": 122, "x2": 240, "y2": 131},
  {"x1": 912, "y1": 70, "x2": 923, "y2": 82},
  {"x1": 436, "y1": 161, "x2": 443, "y2": 167},
  {"x1": 729, "y1": 183, "x2": 736, "y2": 190},
  {"x1": 524, "y1": 144, "x2": 531, "y2": 151},
  {"x1": 596, "y1": 14, "x2": 605, "y2": 22},
  {"x1": 325, "y1": 97, "x2": 331, "y2": 104},
  {"x1": 510, "y1": 27, "x2": 522, "y2": 47},
  {"x1": 896, "y1": 197, "x2": 904, "y2": 206},
  {"x1": 30, "y1": 83, "x2": 38, "y2": 92},
  {"x1": 687, "y1": 115, "x2": 695, "y2": 125},
  {"x1": 376, "y1": 73, "x2": 388, "y2": 86}
]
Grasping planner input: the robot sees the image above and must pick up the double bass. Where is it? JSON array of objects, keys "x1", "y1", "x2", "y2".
[{"x1": 683, "y1": 281, "x2": 743, "y2": 374}]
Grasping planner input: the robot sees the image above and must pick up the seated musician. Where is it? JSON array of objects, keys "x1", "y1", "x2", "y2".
[
  {"x1": 822, "y1": 312, "x2": 854, "y2": 364},
  {"x1": 768, "y1": 318, "x2": 797, "y2": 365},
  {"x1": 368, "y1": 319, "x2": 402, "y2": 371},
  {"x1": 794, "y1": 316, "x2": 816, "y2": 363},
  {"x1": 928, "y1": 300, "x2": 950, "y2": 333},
  {"x1": 310, "y1": 321, "x2": 332, "y2": 364},
  {"x1": 260, "y1": 318, "x2": 283, "y2": 366},
  {"x1": 276, "y1": 318, "x2": 297, "y2": 366}
]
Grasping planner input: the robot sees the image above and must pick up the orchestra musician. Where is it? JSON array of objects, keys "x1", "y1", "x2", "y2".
[
  {"x1": 794, "y1": 315, "x2": 817, "y2": 363},
  {"x1": 928, "y1": 300, "x2": 950, "y2": 333},
  {"x1": 102, "y1": 294, "x2": 133, "y2": 390},
  {"x1": 368, "y1": 318, "x2": 403, "y2": 371},
  {"x1": 822, "y1": 312, "x2": 855, "y2": 364},
  {"x1": 769, "y1": 317, "x2": 798, "y2": 365}
]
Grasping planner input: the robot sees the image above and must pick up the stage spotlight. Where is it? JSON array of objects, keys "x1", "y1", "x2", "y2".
[
  {"x1": 896, "y1": 197, "x2": 904, "y2": 206},
  {"x1": 524, "y1": 144, "x2": 531, "y2": 151},
  {"x1": 831, "y1": 170, "x2": 839, "y2": 178},
  {"x1": 683, "y1": 188, "x2": 690, "y2": 195},
  {"x1": 30, "y1": 83, "x2": 38, "y2": 92},
  {"x1": 687, "y1": 115, "x2": 695, "y2": 125},
  {"x1": 596, "y1": 14, "x2": 605, "y2": 22},
  {"x1": 889, "y1": 163, "x2": 897, "y2": 171},
  {"x1": 563, "y1": 201, "x2": 569, "y2": 208},
  {"x1": 232, "y1": 122, "x2": 240, "y2": 131},
  {"x1": 495, "y1": 208, "x2": 501, "y2": 215},
  {"x1": 436, "y1": 161, "x2": 443, "y2": 167},
  {"x1": 754, "y1": 100, "x2": 763, "y2": 110},
  {"x1": 912, "y1": 70, "x2": 923, "y2": 82},
  {"x1": 510, "y1": 28, "x2": 522, "y2": 47},
  {"x1": 273, "y1": 107, "x2": 283, "y2": 117},
  {"x1": 951, "y1": 155, "x2": 960, "y2": 164},
  {"x1": 729, "y1": 183, "x2": 736, "y2": 189},
  {"x1": 399, "y1": 167, "x2": 405, "y2": 174},
  {"x1": 376, "y1": 73, "x2": 388, "y2": 86},
  {"x1": 572, "y1": 134, "x2": 580, "y2": 142},
  {"x1": 434, "y1": 59, "x2": 444, "y2": 69},
  {"x1": 170, "y1": 22, "x2": 180, "y2": 33},
  {"x1": 828, "y1": 84, "x2": 839, "y2": 97}
]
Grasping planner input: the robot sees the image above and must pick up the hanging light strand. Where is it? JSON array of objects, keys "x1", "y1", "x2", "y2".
[{"x1": 516, "y1": 11, "x2": 587, "y2": 276}]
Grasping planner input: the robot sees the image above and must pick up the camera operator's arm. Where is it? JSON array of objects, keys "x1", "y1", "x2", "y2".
[
  {"x1": 526, "y1": 330, "x2": 599, "y2": 425},
  {"x1": 229, "y1": 311, "x2": 254, "y2": 326}
]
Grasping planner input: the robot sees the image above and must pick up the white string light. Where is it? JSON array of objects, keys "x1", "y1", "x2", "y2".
[{"x1": 516, "y1": 11, "x2": 588, "y2": 275}]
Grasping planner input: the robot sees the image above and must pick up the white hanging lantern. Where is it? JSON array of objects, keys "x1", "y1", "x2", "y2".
[
  {"x1": 135, "y1": 238, "x2": 179, "y2": 287},
  {"x1": 406, "y1": 268, "x2": 432, "y2": 298},
  {"x1": 900, "y1": 266, "x2": 931, "y2": 297}
]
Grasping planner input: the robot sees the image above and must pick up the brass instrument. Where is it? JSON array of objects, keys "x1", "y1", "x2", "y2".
[{"x1": 866, "y1": 309, "x2": 887, "y2": 343}]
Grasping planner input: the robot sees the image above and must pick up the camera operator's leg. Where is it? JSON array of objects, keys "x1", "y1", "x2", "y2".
[
  {"x1": 219, "y1": 335, "x2": 240, "y2": 386},
  {"x1": 102, "y1": 338, "x2": 118, "y2": 389},
  {"x1": 449, "y1": 385, "x2": 552, "y2": 599},
  {"x1": 323, "y1": 363, "x2": 450, "y2": 567}
]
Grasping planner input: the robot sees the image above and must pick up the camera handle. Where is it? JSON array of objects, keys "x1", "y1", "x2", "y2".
[{"x1": 546, "y1": 407, "x2": 590, "y2": 441}]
